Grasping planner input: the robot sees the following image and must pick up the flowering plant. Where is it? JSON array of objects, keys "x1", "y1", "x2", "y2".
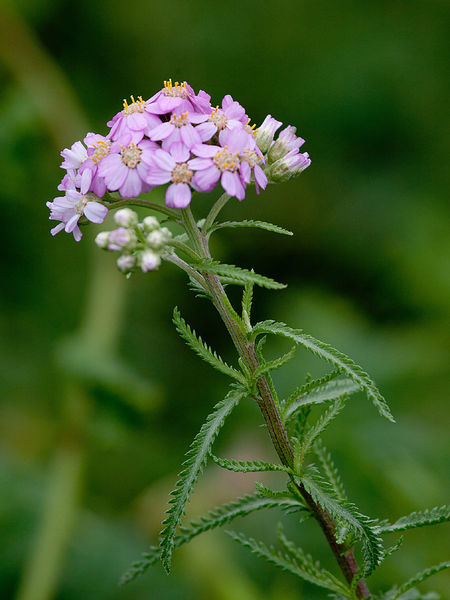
[{"x1": 48, "y1": 79, "x2": 449, "y2": 599}]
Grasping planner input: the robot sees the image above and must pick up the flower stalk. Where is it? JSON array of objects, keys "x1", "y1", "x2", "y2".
[{"x1": 179, "y1": 206, "x2": 370, "y2": 598}]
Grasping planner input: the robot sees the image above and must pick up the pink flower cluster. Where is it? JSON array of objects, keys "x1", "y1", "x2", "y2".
[{"x1": 49, "y1": 79, "x2": 310, "y2": 241}]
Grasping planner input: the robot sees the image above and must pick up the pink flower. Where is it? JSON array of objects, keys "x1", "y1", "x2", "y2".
[
  {"x1": 77, "y1": 133, "x2": 114, "y2": 197},
  {"x1": 146, "y1": 79, "x2": 211, "y2": 115},
  {"x1": 60, "y1": 140, "x2": 88, "y2": 171},
  {"x1": 107, "y1": 96, "x2": 162, "y2": 142},
  {"x1": 255, "y1": 114, "x2": 283, "y2": 153},
  {"x1": 146, "y1": 142, "x2": 203, "y2": 208},
  {"x1": 98, "y1": 138, "x2": 157, "y2": 198},
  {"x1": 149, "y1": 111, "x2": 204, "y2": 150},
  {"x1": 195, "y1": 95, "x2": 248, "y2": 142},
  {"x1": 191, "y1": 128, "x2": 266, "y2": 200},
  {"x1": 47, "y1": 190, "x2": 108, "y2": 241}
]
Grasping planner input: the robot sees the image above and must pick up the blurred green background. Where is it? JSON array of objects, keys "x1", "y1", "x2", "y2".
[{"x1": 0, "y1": 0, "x2": 449, "y2": 598}]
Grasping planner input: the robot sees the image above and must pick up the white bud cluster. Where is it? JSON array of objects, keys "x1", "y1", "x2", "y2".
[{"x1": 95, "y1": 209, "x2": 172, "y2": 275}]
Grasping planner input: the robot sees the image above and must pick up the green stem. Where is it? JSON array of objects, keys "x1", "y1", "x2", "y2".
[
  {"x1": 202, "y1": 193, "x2": 231, "y2": 234},
  {"x1": 105, "y1": 197, "x2": 180, "y2": 221},
  {"x1": 179, "y1": 207, "x2": 371, "y2": 599}
]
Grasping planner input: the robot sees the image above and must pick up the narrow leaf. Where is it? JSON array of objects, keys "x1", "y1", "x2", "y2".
[
  {"x1": 254, "y1": 345, "x2": 297, "y2": 380},
  {"x1": 382, "y1": 562, "x2": 450, "y2": 600},
  {"x1": 375, "y1": 505, "x2": 450, "y2": 535},
  {"x1": 298, "y1": 397, "x2": 346, "y2": 468},
  {"x1": 121, "y1": 493, "x2": 306, "y2": 584},
  {"x1": 313, "y1": 439, "x2": 347, "y2": 502},
  {"x1": 159, "y1": 386, "x2": 244, "y2": 572},
  {"x1": 210, "y1": 453, "x2": 292, "y2": 474},
  {"x1": 284, "y1": 377, "x2": 359, "y2": 421},
  {"x1": 242, "y1": 281, "x2": 254, "y2": 324},
  {"x1": 173, "y1": 307, "x2": 245, "y2": 383},
  {"x1": 209, "y1": 219, "x2": 293, "y2": 236},
  {"x1": 277, "y1": 524, "x2": 350, "y2": 595},
  {"x1": 196, "y1": 261, "x2": 287, "y2": 290},
  {"x1": 302, "y1": 469, "x2": 384, "y2": 576},
  {"x1": 228, "y1": 531, "x2": 351, "y2": 596},
  {"x1": 251, "y1": 320, "x2": 394, "y2": 422}
]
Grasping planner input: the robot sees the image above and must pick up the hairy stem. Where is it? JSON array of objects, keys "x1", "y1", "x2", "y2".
[{"x1": 180, "y1": 207, "x2": 371, "y2": 599}]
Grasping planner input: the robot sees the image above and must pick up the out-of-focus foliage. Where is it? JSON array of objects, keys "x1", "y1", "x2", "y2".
[{"x1": 0, "y1": 0, "x2": 448, "y2": 599}]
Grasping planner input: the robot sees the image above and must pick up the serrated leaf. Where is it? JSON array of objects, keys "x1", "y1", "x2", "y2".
[
  {"x1": 277, "y1": 524, "x2": 350, "y2": 595},
  {"x1": 195, "y1": 260, "x2": 286, "y2": 290},
  {"x1": 210, "y1": 453, "x2": 292, "y2": 474},
  {"x1": 284, "y1": 377, "x2": 359, "y2": 422},
  {"x1": 375, "y1": 505, "x2": 450, "y2": 535},
  {"x1": 296, "y1": 397, "x2": 346, "y2": 470},
  {"x1": 159, "y1": 386, "x2": 245, "y2": 572},
  {"x1": 381, "y1": 562, "x2": 450, "y2": 600},
  {"x1": 254, "y1": 345, "x2": 297, "y2": 380},
  {"x1": 242, "y1": 281, "x2": 254, "y2": 325},
  {"x1": 209, "y1": 219, "x2": 293, "y2": 236},
  {"x1": 313, "y1": 439, "x2": 347, "y2": 502},
  {"x1": 121, "y1": 492, "x2": 306, "y2": 584},
  {"x1": 173, "y1": 307, "x2": 245, "y2": 384},
  {"x1": 227, "y1": 531, "x2": 351, "y2": 596},
  {"x1": 302, "y1": 469, "x2": 384, "y2": 576},
  {"x1": 251, "y1": 320, "x2": 394, "y2": 422}
]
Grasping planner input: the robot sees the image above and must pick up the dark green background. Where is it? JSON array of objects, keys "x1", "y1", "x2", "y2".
[{"x1": 1, "y1": 1, "x2": 449, "y2": 598}]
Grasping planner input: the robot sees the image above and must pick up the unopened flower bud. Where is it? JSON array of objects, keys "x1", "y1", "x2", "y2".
[
  {"x1": 255, "y1": 114, "x2": 283, "y2": 154},
  {"x1": 146, "y1": 229, "x2": 166, "y2": 248},
  {"x1": 114, "y1": 208, "x2": 138, "y2": 227},
  {"x1": 116, "y1": 254, "x2": 136, "y2": 272},
  {"x1": 268, "y1": 150, "x2": 311, "y2": 182},
  {"x1": 95, "y1": 231, "x2": 110, "y2": 249},
  {"x1": 142, "y1": 216, "x2": 160, "y2": 232},
  {"x1": 160, "y1": 227, "x2": 172, "y2": 241},
  {"x1": 138, "y1": 250, "x2": 161, "y2": 272},
  {"x1": 108, "y1": 227, "x2": 137, "y2": 251},
  {"x1": 267, "y1": 126, "x2": 305, "y2": 163}
]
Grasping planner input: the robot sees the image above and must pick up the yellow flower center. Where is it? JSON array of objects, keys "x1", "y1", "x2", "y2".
[
  {"x1": 162, "y1": 79, "x2": 188, "y2": 98},
  {"x1": 214, "y1": 146, "x2": 240, "y2": 172},
  {"x1": 122, "y1": 95, "x2": 146, "y2": 115},
  {"x1": 121, "y1": 143, "x2": 142, "y2": 168},
  {"x1": 170, "y1": 112, "x2": 189, "y2": 128},
  {"x1": 171, "y1": 162, "x2": 192, "y2": 184},
  {"x1": 90, "y1": 140, "x2": 111, "y2": 164},
  {"x1": 210, "y1": 107, "x2": 228, "y2": 130}
]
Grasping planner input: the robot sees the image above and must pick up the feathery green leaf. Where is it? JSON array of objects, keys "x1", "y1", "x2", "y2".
[
  {"x1": 302, "y1": 469, "x2": 384, "y2": 576},
  {"x1": 121, "y1": 492, "x2": 306, "y2": 584},
  {"x1": 313, "y1": 439, "x2": 347, "y2": 502},
  {"x1": 284, "y1": 377, "x2": 359, "y2": 421},
  {"x1": 277, "y1": 524, "x2": 350, "y2": 595},
  {"x1": 375, "y1": 505, "x2": 450, "y2": 535},
  {"x1": 296, "y1": 397, "x2": 346, "y2": 470},
  {"x1": 195, "y1": 260, "x2": 287, "y2": 290},
  {"x1": 159, "y1": 386, "x2": 244, "y2": 572},
  {"x1": 242, "y1": 281, "x2": 254, "y2": 328},
  {"x1": 173, "y1": 307, "x2": 245, "y2": 383},
  {"x1": 210, "y1": 452, "x2": 292, "y2": 474},
  {"x1": 227, "y1": 531, "x2": 351, "y2": 596},
  {"x1": 253, "y1": 345, "x2": 297, "y2": 380},
  {"x1": 381, "y1": 562, "x2": 450, "y2": 600},
  {"x1": 208, "y1": 219, "x2": 293, "y2": 236},
  {"x1": 251, "y1": 320, "x2": 394, "y2": 422}
]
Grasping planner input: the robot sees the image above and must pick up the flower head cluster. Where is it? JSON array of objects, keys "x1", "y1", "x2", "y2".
[
  {"x1": 49, "y1": 79, "x2": 310, "y2": 241},
  {"x1": 95, "y1": 209, "x2": 172, "y2": 275}
]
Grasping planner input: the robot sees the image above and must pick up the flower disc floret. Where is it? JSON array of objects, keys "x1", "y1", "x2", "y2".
[
  {"x1": 98, "y1": 137, "x2": 157, "y2": 198},
  {"x1": 146, "y1": 142, "x2": 203, "y2": 208},
  {"x1": 107, "y1": 95, "x2": 161, "y2": 142}
]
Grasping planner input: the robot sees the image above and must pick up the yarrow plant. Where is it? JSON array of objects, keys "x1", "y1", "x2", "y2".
[{"x1": 48, "y1": 79, "x2": 449, "y2": 599}]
